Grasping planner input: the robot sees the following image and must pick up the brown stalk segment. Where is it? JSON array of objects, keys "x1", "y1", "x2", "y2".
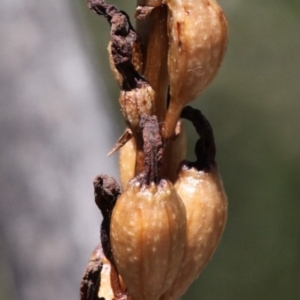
[
  {"x1": 181, "y1": 105, "x2": 216, "y2": 170},
  {"x1": 162, "y1": 101, "x2": 184, "y2": 140},
  {"x1": 139, "y1": 114, "x2": 163, "y2": 185},
  {"x1": 160, "y1": 120, "x2": 187, "y2": 182},
  {"x1": 136, "y1": 5, "x2": 169, "y2": 123}
]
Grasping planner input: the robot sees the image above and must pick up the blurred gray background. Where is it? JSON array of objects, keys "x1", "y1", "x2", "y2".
[{"x1": 0, "y1": 0, "x2": 299, "y2": 299}]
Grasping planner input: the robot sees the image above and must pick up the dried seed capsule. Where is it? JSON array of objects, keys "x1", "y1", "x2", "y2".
[
  {"x1": 110, "y1": 115, "x2": 187, "y2": 300},
  {"x1": 162, "y1": 106, "x2": 227, "y2": 300},
  {"x1": 163, "y1": 0, "x2": 228, "y2": 138},
  {"x1": 167, "y1": 163, "x2": 227, "y2": 299},
  {"x1": 111, "y1": 179, "x2": 186, "y2": 300}
]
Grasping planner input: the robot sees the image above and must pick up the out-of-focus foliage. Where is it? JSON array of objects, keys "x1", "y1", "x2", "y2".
[{"x1": 80, "y1": 0, "x2": 300, "y2": 299}]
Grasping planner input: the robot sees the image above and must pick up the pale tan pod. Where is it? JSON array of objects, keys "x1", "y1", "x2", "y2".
[
  {"x1": 110, "y1": 178, "x2": 186, "y2": 300},
  {"x1": 163, "y1": 0, "x2": 228, "y2": 138},
  {"x1": 167, "y1": 0, "x2": 228, "y2": 99},
  {"x1": 119, "y1": 136, "x2": 137, "y2": 190},
  {"x1": 163, "y1": 163, "x2": 227, "y2": 300}
]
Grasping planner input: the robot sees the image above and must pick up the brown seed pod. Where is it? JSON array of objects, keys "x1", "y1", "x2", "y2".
[
  {"x1": 161, "y1": 106, "x2": 228, "y2": 300},
  {"x1": 162, "y1": 0, "x2": 228, "y2": 138},
  {"x1": 110, "y1": 114, "x2": 187, "y2": 300},
  {"x1": 167, "y1": 164, "x2": 227, "y2": 300},
  {"x1": 111, "y1": 179, "x2": 186, "y2": 300}
]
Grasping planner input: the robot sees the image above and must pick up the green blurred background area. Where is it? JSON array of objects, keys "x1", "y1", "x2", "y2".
[{"x1": 80, "y1": 0, "x2": 300, "y2": 299}]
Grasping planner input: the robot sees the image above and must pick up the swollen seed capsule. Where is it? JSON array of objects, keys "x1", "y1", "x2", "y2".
[
  {"x1": 110, "y1": 178, "x2": 186, "y2": 300},
  {"x1": 161, "y1": 106, "x2": 228, "y2": 300},
  {"x1": 163, "y1": 0, "x2": 228, "y2": 138},
  {"x1": 163, "y1": 163, "x2": 227, "y2": 300},
  {"x1": 136, "y1": 0, "x2": 228, "y2": 138}
]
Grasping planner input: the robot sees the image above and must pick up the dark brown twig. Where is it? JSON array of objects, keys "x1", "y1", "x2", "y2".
[{"x1": 181, "y1": 106, "x2": 216, "y2": 170}]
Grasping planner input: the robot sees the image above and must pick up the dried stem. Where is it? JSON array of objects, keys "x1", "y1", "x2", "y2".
[
  {"x1": 140, "y1": 114, "x2": 163, "y2": 185},
  {"x1": 162, "y1": 101, "x2": 184, "y2": 140},
  {"x1": 136, "y1": 5, "x2": 169, "y2": 122},
  {"x1": 181, "y1": 106, "x2": 216, "y2": 170}
]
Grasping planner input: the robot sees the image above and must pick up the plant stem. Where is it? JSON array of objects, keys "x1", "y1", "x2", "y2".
[{"x1": 136, "y1": 5, "x2": 169, "y2": 123}]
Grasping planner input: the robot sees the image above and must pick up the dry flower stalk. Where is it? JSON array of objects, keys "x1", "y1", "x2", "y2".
[
  {"x1": 81, "y1": 0, "x2": 228, "y2": 299},
  {"x1": 136, "y1": 4, "x2": 169, "y2": 122}
]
